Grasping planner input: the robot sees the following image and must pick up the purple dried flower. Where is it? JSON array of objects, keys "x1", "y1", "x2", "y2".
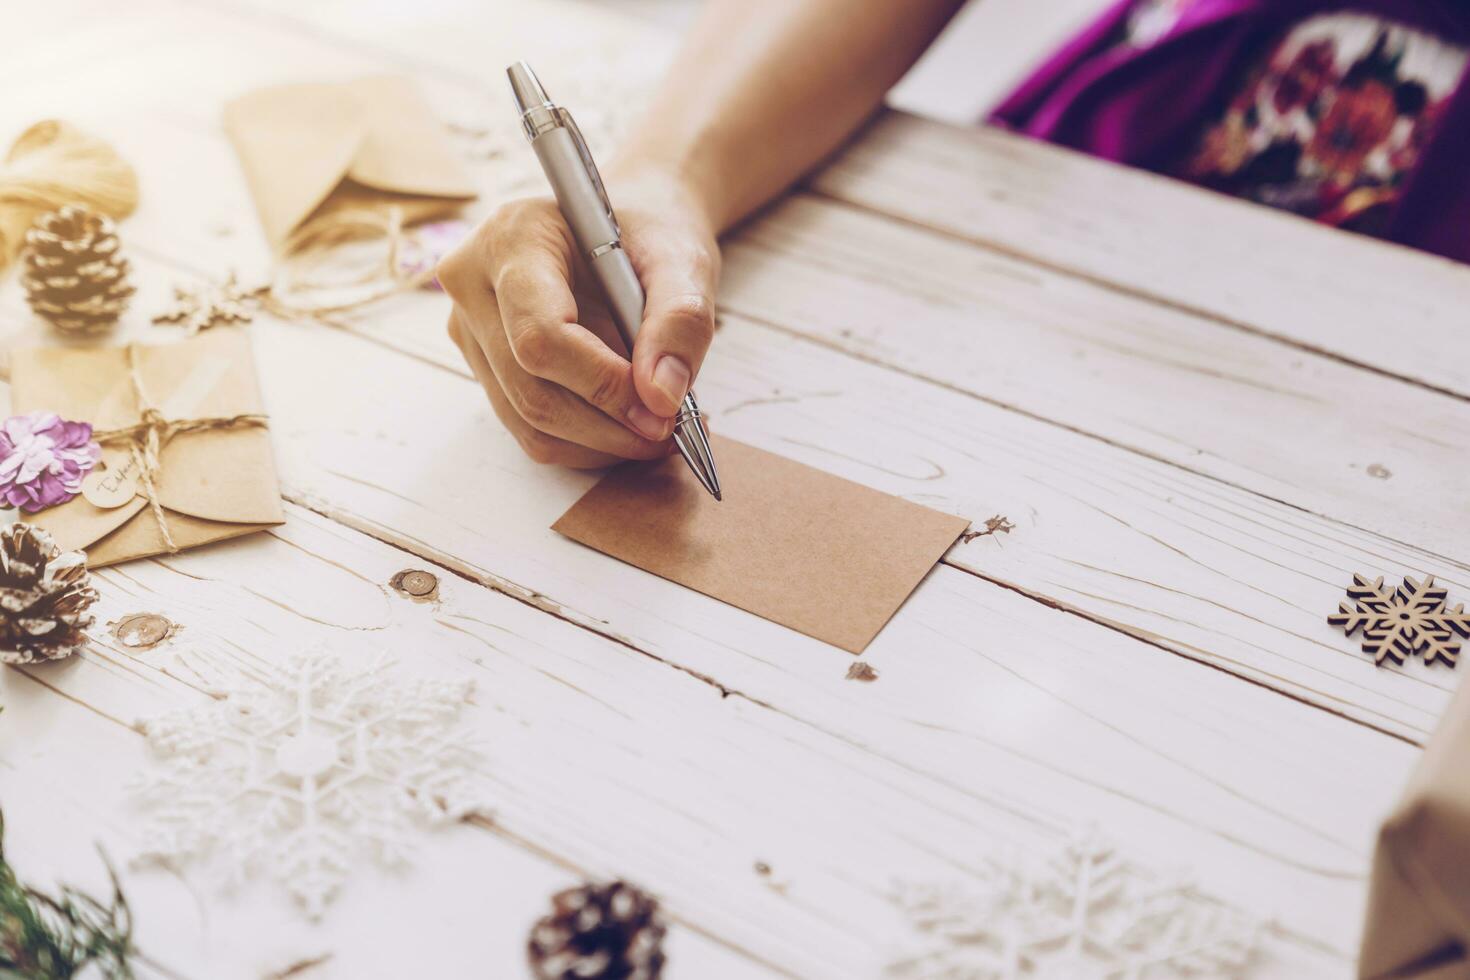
[{"x1": 0, "y1": 411, "x2": 102, "y2": 513}]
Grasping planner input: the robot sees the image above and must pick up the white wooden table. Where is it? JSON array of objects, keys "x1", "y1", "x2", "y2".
[{"x1": 4, "y1": 1, "x2": 1469, "y2": 977}]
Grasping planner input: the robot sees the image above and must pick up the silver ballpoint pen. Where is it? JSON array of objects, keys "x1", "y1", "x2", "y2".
[{"x1": 507, "y1": 61, "x2": 722, "y2": 501}]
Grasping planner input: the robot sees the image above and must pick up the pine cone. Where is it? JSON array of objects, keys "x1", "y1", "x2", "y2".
[
  {"x1": 21, "y1": 204, "x2": 135, "y2": 335},
  {"x1": 0, "y1": 524, "x2": 98, "y2": 665},
  {"x1": 528, "y1": 881, "x2": 667, "y2": 980}
]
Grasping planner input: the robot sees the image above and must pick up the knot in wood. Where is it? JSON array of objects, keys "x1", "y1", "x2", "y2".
[
  {"x1": 390, "y1": 568, "x2": 440, "y2": 600},
  {"x1": 110, "y1": 612, "x2": 175, "y2": 650}
]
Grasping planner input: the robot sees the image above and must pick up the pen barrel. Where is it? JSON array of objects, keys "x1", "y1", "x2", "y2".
[
  {"x1": 528, "y1": 127, "x2": 644, "y2": 348},
  {"x1": 530, "y1": 127, "x2": 619, "y2": 248},
  {"x1": 589, "y1": 247, "x2": 645, "y2": 352}
]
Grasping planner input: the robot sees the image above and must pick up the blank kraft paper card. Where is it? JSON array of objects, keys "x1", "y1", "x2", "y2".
[{"x1": 553, "y1": 437, "x2": 971, "y2": 653}]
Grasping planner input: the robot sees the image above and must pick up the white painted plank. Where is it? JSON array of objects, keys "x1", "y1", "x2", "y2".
[
  {"x1": 1, "y1": 503, "x2": 1392, "y2": 973},
  {"x1": 811, "y1": 112, "x2": 1470, "y2": 397}
]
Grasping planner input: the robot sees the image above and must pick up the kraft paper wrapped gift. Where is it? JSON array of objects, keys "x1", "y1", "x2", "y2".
[
  {"x1": 1360, "y1": 675, "x2": 1470, "y2": 980},
  {"x1": 224, "y1": 75, "x2": 477, "y2": 251},
  {"x1": 10, "y1": 330, "x2": 284, "y2": 567}
]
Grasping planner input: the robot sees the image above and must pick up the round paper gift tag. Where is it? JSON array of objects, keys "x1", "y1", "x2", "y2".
[{"x1": 81, "y1": 450, "x2": 141, "y2": 509}]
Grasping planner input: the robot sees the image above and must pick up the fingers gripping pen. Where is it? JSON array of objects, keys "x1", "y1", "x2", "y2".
[{"x1": 507, "y1": 61, "x2": 722, "y2": 500}]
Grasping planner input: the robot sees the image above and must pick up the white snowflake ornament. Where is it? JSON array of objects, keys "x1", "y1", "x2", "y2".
[
  {"x1": 889, "y1": 830, "x2": 1263, "y2": 979},
  {"x1": 134, "y1": 646, "x2": 489, "y2": 918}
]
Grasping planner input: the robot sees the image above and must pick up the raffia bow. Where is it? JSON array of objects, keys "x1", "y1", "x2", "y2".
[{"x1": 90, "y1": 344, "x2": 267, "y2": 553}]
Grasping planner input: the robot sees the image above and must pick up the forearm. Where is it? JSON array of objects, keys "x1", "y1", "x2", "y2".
[{"x1": 611, "y1": 0, "x2": 964, "y2": 233}]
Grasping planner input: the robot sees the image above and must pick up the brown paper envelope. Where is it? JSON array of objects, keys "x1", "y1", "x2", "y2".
[
  {"x1": 224, "y1": 75, "x2": 477, "y2": 249},
  {"x1": 10, "y1": 329, "x2": 284, "y2": 567},
  {"x1": 553, "y1": 437, "x2": 970, "y2": 653},
  {"x1": 1360, "y1": 670, "x2": 1470, "y2": 979}
]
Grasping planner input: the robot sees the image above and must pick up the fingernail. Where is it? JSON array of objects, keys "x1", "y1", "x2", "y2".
[
  {"x1": 627, "y1": 403, "x2": 670, "y2": 440},
  {"x1": 652, "y1": 355, "x2": 690, "y2": 407}
]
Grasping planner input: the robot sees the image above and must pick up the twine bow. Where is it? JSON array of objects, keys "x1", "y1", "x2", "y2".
[{"x1": 90, "y1": 344, "x2": 267, "y2": 553}]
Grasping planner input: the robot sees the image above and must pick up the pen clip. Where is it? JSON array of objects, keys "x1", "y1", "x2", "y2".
[{"x1": 555, "y1": 107, "x2": 619, "y2": 238}]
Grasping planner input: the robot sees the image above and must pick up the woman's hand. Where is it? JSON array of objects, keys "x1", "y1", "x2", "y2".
[{"x1": 439, "y1": 168, "x2": 720, "y2": 469}]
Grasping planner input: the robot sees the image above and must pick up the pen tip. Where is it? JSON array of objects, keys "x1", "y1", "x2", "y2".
[{"x1": 713, "y1": 490, "x2": 723, "y2": 502}]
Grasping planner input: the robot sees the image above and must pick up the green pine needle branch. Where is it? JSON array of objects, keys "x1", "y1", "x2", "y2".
[{"x1": 0, "y1": 808, "x2": 136, "y2": 980}]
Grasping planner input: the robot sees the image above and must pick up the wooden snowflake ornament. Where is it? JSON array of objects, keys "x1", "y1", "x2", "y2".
[
  {"x1": 1329, "y1": 574, "x2": 1470, "y2": 668},
  {"x1": 152, "y1": 272, "x2": 263, "y2": 334}
]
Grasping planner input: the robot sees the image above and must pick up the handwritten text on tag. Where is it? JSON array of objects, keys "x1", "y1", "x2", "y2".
[{"x1": 81, "y1": 451, "x2": 141, "y2": 509}]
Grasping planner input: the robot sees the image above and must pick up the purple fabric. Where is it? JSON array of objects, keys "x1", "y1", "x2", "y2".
[{"x1": 991, "y1": 0, "x2": 1470, "y2": 262}]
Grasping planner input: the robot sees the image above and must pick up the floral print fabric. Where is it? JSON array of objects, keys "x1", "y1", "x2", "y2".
[{"x1": 1174, "y1": 14, "x2": 1467, "y2": 233}]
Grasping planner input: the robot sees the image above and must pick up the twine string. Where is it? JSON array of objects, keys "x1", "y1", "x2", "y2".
[
  {"x1": 90, "y1": 344, "x2": 267, "y2": 553},
  {"x1": 265, "y1": 204, "x2": 438, "y2": 321}
]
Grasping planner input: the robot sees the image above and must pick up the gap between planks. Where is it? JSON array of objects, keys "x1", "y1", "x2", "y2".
[
  {"x1": 943, "y1": 560, "x2": 1418, "y2": 746},
  {"x1": 284, "y1": 490, "x2": 767, "y2": 706}
]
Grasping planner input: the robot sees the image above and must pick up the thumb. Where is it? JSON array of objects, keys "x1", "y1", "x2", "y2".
[{"x1": 631, "y1": 255, "x2": 718, "y2": 418}]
